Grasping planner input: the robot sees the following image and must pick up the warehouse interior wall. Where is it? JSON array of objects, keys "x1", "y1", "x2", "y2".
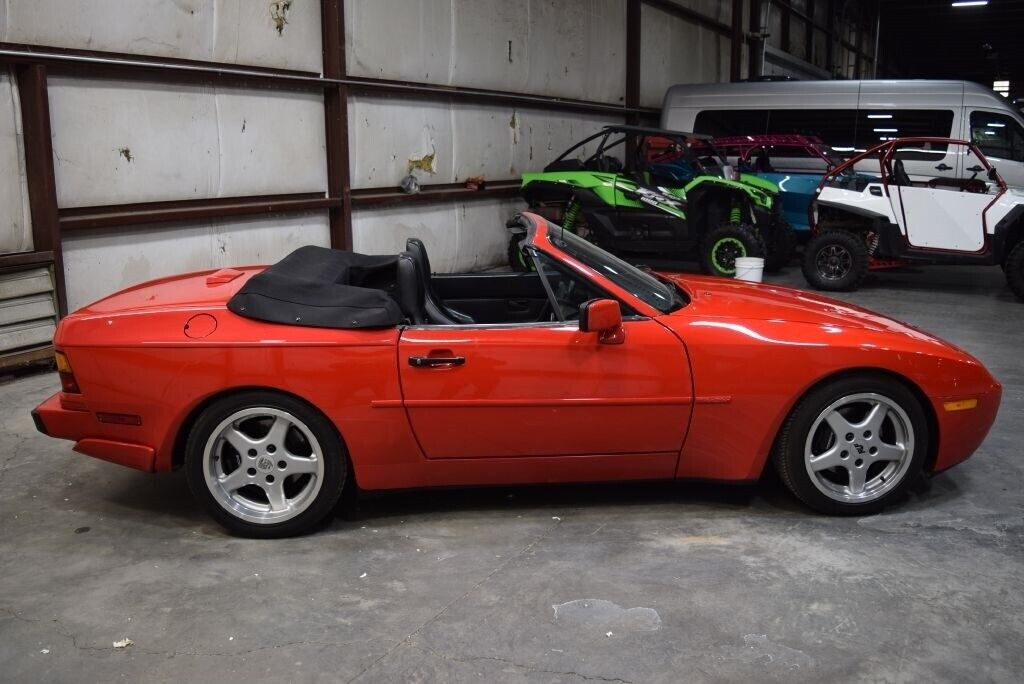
[{"x1": 0, "y1": 0, "x2": 882, "y2": 339}]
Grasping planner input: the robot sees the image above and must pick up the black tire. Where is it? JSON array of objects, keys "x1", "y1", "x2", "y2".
[
  {"x1": 1005, "y1": 240, "x2": 1024, "y2": 300},
  {"x1": 185, "y1": 391, "x2": 347, "y2": 538},
  {"x1": 507, "y1": 233, "x2": 534, "y2": 272},
  {"x1": 699, "y1": 223, "x2": 765, "y2": 277},
  {"x1": 764, "y1": 217, "x2": 797, "y2": 272},
  {"x1": 774, "y1": 373, "x2": 928, "y2": 516},
  {"x1": 802, "y1": 230, "x2": 869, "y2": 291}
]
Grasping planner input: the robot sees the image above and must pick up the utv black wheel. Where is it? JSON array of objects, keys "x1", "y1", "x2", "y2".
[
  {"x1": 700, "y1": 224, "x2": 765, "y2": 277},
  {"x1": 507, "y1": 234, "x2": 535, "y2": 273},
  {"x1": 774, "y1": 373, "x2": 928, "y2": 516},
  {"x1": 1005, "y1": 241, "x2": 1024, "y2": 301},
  {"x1": 764, "y1": 218, "x2": 797, "y2": 272},
  {"x1": 802, "y1": 230, "x2": 868, "y2": 291},
  {"x1": 185, "y1": 391, "x2": 347, "y2": 538}
]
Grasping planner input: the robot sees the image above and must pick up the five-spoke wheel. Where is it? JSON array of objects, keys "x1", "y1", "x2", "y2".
[
  {"x1": 775, "y1": 375, "x2": 927, "y2": 515},
  {"x1": 186, "y1": 392, "x2": 347, "y2": 538}
]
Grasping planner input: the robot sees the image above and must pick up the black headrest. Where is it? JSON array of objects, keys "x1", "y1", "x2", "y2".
[
  {"x1": 395, "y1": 252, "x2": 425, "y2": 325},
  {"x1": 406, "y1": 238, "x2": 431, "y2": 280}
]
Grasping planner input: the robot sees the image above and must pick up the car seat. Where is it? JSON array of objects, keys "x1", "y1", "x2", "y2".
[
  {"x1": 405, "y1": 238, "x2": 474, "y2": 324},
  {"x1": 754, "y1": 150, "x2": 773, "y2": 173},
  {"x1": 892, "y1": 159, "x2": 913, "y2": 187},
  {"x1": 395, "y1": 253, "x2": 426, "y2": 324}
]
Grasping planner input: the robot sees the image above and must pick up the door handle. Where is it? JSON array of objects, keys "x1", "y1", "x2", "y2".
[
  {"x1": 935, "y1": 163, "x2": 952, "y2": 171},
  {"x1": 869, "y1": 186, "x2": 883, "y2": 196},
  {"x1": 408, "y1": 356, "x2": 465, "y2": 368},
  {"x1": 967, "y1": 165, "x2": 984, "y2": 173}
]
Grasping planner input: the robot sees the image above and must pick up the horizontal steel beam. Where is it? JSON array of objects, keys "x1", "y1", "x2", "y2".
[
  {"x1": 641, "y1": 0, "x2": 738, "y2": 37},
  {"x1": 0, "y1": 250, "x2": 55, "y2": 270},
  {"x1": 0, "y1": 43, "x2": 654, "y2": 116},
  {"x1": 59, "y1": 194, "x2": 340, "y2": 232},
  {"x1": 351, "y1": 181, "x2": 521, "y2": 209}
]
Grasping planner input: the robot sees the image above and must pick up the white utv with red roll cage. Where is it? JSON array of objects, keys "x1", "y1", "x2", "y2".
[{"x1": 801, "y1": 137, "x2": 1024, "y2": 300}]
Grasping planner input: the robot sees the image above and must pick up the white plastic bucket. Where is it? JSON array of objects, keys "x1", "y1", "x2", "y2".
[{"x1": 734, "y1": 256, "x2": 764, "y2": 283}]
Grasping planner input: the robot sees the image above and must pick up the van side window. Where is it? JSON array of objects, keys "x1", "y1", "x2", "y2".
[
  {"x1": 852, "y1": 110, "x2": 954, "y2": 159},
  {"x1": 765, "y1": 110, "x2": 859, "y2": 151},
  {"x1": 970, "y1": 112, "x2": 1024, "y2": 163},
  {"x1": 693, "y1": 110, "x2": 769, "y2": 138}
]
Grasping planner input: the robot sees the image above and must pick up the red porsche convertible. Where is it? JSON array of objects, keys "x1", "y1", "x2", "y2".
[{"x1": 33, "y1": 214, "x2": 1000, "y2": 537}]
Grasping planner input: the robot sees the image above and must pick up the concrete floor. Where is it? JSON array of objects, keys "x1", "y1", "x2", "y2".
[{"x1": 1, "y1": 263, "x2": 1022, "y2": 683}]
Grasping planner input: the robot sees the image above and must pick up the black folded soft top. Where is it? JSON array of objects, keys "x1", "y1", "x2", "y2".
[{"x1": 227, "y1": 245, "x2": 404, "y2": 329}]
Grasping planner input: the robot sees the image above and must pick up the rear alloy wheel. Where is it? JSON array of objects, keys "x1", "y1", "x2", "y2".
[
  {"x1": 774, "y1": 375, "x2": 928, "y2": 515},
  {"x1": 802, "y1": 230, "x2": 869, "y2": 291},
  {"x1": 700, "y1": 224, "x2": 765, "y2": 277},
  {"x1": 1005, "y1": 240, "x2": 1024, "y2": 301},
  {"x1": 185, "y1": 391, "x2": 347, "y2": 538}
]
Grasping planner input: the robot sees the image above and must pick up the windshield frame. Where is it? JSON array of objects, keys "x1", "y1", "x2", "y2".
[{"x1": 524, "y1": 215, "x2": 686, "y2": 315}]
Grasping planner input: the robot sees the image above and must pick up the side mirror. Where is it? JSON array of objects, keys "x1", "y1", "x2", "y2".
[{"x1": 579, "y1": 299, "x2": 625, "y2": 345}]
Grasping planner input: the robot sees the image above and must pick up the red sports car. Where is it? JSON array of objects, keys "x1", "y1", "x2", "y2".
[{"x1": 33, "y1": 214, "x2": 1000, "y2": 537}]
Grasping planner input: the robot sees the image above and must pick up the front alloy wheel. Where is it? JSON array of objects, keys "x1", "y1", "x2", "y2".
[
  {"x1": 803, "y1": 393, "x2": 914, "y2": 503},
  {"x1": 774, "y1": 374, "x2": 928, "y2": 515}
]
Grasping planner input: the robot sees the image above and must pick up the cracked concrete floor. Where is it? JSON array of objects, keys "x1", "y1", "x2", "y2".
[{"x1": 1, "y1": 264, "x2": 1022, "y2": 683}]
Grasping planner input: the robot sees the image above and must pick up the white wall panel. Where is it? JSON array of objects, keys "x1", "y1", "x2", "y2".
[
  {"x1": 62, "y1": 211, "x2": 330, "y2": 312},
  {"x1": 353, "y1": 199, "x2": 521, "y2": 274},
  {"x1": 346, "y1": 0, "x2": 626, "y2": 104},
  {"x1": 0, "y1": 70, "x2": 32, "y2": 253},
  {"x1": 48, "y1": 77, "x2": 327, "y2": 207},
  {"x1": 3, "y1": 0, "x2": 322, "y2": 73},
  {"x1": 639, "y1": 4, "x2": 730, "y2": 109},
  {"x1": 349, "y1": 95, "x2": 616, "y2": 188}
]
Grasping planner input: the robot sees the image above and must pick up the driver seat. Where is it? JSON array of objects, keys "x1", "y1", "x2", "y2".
[
  {"x1": 892, "y1": 159, "x2": 913, "y2": 187},
  {"x1": 405, "y1": 238, "x2": 474, "y2": 325}
]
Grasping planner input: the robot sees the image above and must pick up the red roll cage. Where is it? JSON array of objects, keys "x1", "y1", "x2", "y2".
[
  {"x1": 713, "y1": 134, "x2": 834, "y2": 168},
  {"x1": 819, "y1": 137, "x2": 1008, "y2": 192}
]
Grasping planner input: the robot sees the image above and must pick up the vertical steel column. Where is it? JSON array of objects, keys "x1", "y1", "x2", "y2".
[
  {"x1": 15, "y1": 64, "x2": 66, "y2": 316},
  {"x1": 825, "y1": 0, "x2": 835, "y2": 76},
  {"x1": 321, "y1": 0, "x2": 353, "y2": 250},
  {"x1": 625, "y1": 0, "x2": 641, "y2": 124},
  {"x1": 780, "y1": 0, "x2": 792, "y2": 54},
  {"x1": 806, "y1": 0, "x2": 816, "y2": 65},
  {"x1": 730, "y1": 0, "x2": 745, "y2": 81},
  {"x1": 748, "y1": 0, "x2": 764, "y2": 79}
]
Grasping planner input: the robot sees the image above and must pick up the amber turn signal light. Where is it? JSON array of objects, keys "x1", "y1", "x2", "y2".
[
  {"x1": 943, "y1": 398, "x2": 978, "y2": 412},
  {"x1": 54, "y1": 351, "x2": 81, "y2": 394}
]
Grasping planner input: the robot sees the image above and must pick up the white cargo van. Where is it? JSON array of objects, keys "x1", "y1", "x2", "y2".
[{"x1": 661, "y1": 80, "x2": 1024, "y2": 188}]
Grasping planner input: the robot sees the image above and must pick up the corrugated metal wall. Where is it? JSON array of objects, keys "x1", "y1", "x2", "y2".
[{"x1": 0, "y1": 0, "x2": 882, "y2": 339}]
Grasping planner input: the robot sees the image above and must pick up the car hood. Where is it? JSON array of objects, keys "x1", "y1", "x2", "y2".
[
  {"x1": 661, "y1": 272, "x2": 939, "y2": 339},
  {"x1": 76, "y1": 267, "x2": 260, "y2": 316}
]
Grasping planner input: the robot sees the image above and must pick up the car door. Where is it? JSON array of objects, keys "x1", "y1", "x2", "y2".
[
  {"x1": 888, "y1": 142, "x2": 991, "y2": 251},
  {"x1": 398, "y1": 318, "x2": 692, "y2": 459}
]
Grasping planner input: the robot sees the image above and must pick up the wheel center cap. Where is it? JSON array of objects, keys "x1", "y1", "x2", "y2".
[{"x1": 256, "y1": 456, "x2": 274, "y2": 472}]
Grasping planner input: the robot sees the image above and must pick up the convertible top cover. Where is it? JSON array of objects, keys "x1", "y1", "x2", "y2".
[{"x1": 227, "y1": 246, "x2": 403, "y2": 329}]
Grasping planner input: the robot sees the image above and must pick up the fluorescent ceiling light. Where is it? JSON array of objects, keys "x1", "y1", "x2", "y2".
[
  {"x1": 952, "y1": 1, "x2": 989, "y2": 6},
  {"x1": 993, "y1": 80, "x2": 1010, "y2": 89},
  {"x1": 832, "y1": 146, "x2": 855, "y2": 152},
  {"x1": 987, "y1": 122, "x2": 1006, "y2": 127},
  {"x1": 874, "y1": 128, "x2": 898, "y2": 132},
  {"x1": 867, "y1": 114, "x2": 893, "y2": 119},
  {"x1": 984, "y1": 131, "x2": 997, "y2": 135}
]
